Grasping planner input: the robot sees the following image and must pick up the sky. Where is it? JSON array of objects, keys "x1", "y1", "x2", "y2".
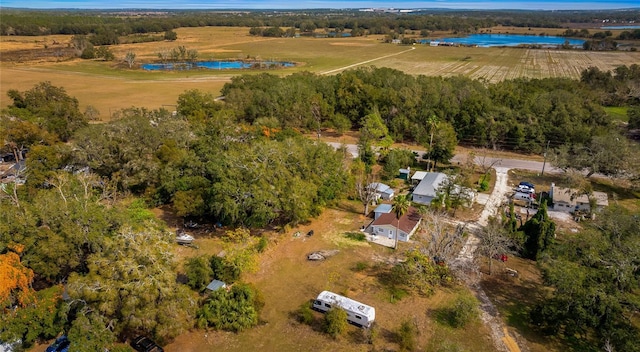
[{"x1": 1, "y1": 0, "x2": 639, "y2": 10}]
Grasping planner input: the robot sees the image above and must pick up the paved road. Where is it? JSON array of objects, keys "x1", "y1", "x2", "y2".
[{"x1": 326, "y1": 142, "x2": 562, "y2": 174}]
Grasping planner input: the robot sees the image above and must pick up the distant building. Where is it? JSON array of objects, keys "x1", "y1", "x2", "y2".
[
  {"x1": 369, "y1": 182, "x2": 395, "y2": 200},
  {"x1": 550, "y1": 183, "x2": 608, "y2": 213},
  {"x1": 399, "y1": 168, "x2": 410, "y2": 180}
]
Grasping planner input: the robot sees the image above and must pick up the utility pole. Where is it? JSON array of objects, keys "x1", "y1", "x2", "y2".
[
  {"x1": 427, "y1": 114, "x2": 438, "y2": 172},
  {"x1": 541, "y1": 140, "x2": 550, "y2": 176}
]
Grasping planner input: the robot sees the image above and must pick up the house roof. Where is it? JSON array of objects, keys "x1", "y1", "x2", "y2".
[
  {"x1": 413, "y1": 172, "x2": 447, "y2": 198},
  {"x1": 206, "y1": 279, "x2": 226, "y2": 291},
  {"x1": 370, "y1": 182, "x2": 394, "y2": 195},
  {"x1": 411, "y1": 171, "x2": 428, "y2": 181},
  {"x1": 552, "y1": 186, "x2": 609, "y2": 207},
  {"x1": 374, "y1": 204, "x2": 393, "y2": 214},
  {"x1": 371, "y1": 206, "x2": 421, "y2": 234}
]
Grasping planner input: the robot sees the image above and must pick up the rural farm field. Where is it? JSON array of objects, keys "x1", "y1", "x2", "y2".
[{"x1": 2, "y1": 26, "x2": 640, "y2": 120}]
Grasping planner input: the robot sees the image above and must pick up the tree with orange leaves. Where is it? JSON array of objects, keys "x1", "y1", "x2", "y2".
[{"x1": 0, "y1": 246, "x2": 35, "y2": 309}]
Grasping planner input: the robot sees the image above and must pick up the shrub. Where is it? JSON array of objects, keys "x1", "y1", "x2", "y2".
[
  {"x1": 164, "y1": 30, "x2": 178, "y2": 41},
  {"x1": 295, "y1": 301, "x2": 315, "y2": 325},
  {"x1": 352, "y1": 261, "x2": 369, "y2": 272},
  {"x1": 397, "y1": 319, "x2": 417, "y2": 351},
  {"x1": 388, "y1": 286, "x2": 409, "y2": 303},
  {"x1": 81, "y1": 46, "x2": 95, "y2": 59},
  {"x1": 478, "y1": 179, "x2": 489, "y2": 192},
  {"x1": 345, "y1": 232, "x2": 366, "y2": 241},
  {"x1": 390, "y1": 249, "x2": 452, "y2": 296},
  {"x1": 210, "y1": 256, "x2": 240, "y2": 284},
  {"x1": 363, "y1": 321, "x2": 379, "y2": 344},
  {"x1": 256, "y1": 235, "x2": 268, "y2": 253},
  {"x1": 185, "y1": 255, "x2": 213, "y2": 291},
  {"x1": 449, "y1": 293, "x2": 479, "y2": 328},
  {"x1": 324, "y1": 307, "x2": 348, "y2": 339},
  {"x1": 196, "y1": 283, "x2": 260, "y2": 332}
]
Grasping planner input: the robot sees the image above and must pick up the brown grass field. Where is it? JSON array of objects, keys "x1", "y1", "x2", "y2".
[
  {"x1": 2, "y1": 26, "x2": 640, "y2": 120},
  {"x1": 160, "y1": 203, "x2": 497, "y2": 352}
]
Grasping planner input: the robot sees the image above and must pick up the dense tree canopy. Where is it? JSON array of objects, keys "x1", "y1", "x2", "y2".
[
  {"x1": 5, "y1": 82, "x2": 88, "y2": 142},
  {"x1": 222, "y1": 66, "x2": 614, "y2": 154},
  {"x1": 531, "y1": 207, "x2": 640, "y2": 352},
  {"x1": 0, "y1": 172, "x2": 196, "y2": 349}
]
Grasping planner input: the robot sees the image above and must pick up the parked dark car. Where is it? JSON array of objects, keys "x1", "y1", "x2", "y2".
[
  {"x1": 519, "y1": 181, "x2": 535, "y2": 189},
  {"x1": 130, "y1": 336, "x2": 163, "y2": 352},
  {"x1": 45, "y1": 336, "x2": 70, "y2": 352}
]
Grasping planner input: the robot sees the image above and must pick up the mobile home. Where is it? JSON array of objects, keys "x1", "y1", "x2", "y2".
[{"x1": 313, "y1": 291, "x2": 375, "y2": 328}]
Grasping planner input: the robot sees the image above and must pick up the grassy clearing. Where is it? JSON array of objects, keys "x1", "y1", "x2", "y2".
[
  {"x1": 160, "y1": 202, "x2": 495, "y2": 352},
  {"x1": 604, "y1": 106, "x2": 629, "y2": 122}
]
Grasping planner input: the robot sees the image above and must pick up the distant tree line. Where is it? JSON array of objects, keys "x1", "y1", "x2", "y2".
[
  {"x1": 221, "y1": 65, "x2": 640, "y2": 153},
  {"x1": 559, "y1": 28, "x2": 640, "y2": 51},
  {"x1": 2, "y1": 8, "x2": 639, "y2": 37}
]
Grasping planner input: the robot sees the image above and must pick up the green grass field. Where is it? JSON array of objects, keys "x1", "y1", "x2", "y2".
[{"x1": 2, "y1": 26, "x2": 640, "y2": 120}]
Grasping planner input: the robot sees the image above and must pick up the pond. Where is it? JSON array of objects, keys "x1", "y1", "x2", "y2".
[
  {"x1": 436, "y1": 34, "x2": 585, "y2": 47},
  {"x1": 141, "y1": 60, "x2": 295, "y2": 71}
]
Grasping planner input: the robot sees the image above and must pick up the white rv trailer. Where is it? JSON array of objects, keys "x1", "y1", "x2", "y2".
[{"x1": 313, "y1": 290, "x2": 375, "y2": 328}]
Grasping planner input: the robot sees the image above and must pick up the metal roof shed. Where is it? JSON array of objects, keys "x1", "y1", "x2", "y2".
[{"x1": 206, "y1": 279, "x2": 227, "y2": 291}]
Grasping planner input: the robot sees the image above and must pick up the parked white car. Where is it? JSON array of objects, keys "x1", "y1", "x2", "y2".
[
  {"x1": 516, "y1": 185, "x2": 535, "y2": 193},
  {"x1": 514, "y1": 191, "x2": 536, "y2": 201}
]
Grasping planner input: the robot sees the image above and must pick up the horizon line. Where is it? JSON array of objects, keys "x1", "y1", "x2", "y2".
[{"x1": 2, "y1": 7, "x2": 639, "y2": 10}]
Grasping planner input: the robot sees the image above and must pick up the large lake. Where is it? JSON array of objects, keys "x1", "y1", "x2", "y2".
[
  {"x1": 437, "y1": 34, "x2": 585, "y2": 47},
  {"x1": 142, "y1": 60, "x2": 295, "y2": 71},
  {"x1": 601, "y1": 25, "x2": 640, "y2": 30}
]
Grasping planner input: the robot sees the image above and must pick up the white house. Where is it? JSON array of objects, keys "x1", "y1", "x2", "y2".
[
  {"x1": 369, "y1": 206, "x2": 421, "y2": 242},
  {"x1": 412, "y1": 172, "x2": 447, "y2": 205},
  {"x1": 550, "y1": 183, "x2": 608, "y2": 213},
  {"x1": 369, "y1": 182, "x2": 395, "y2": 200}
]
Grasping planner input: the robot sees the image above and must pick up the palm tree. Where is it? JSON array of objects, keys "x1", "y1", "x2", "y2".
[{"x1": 392, "y1": 194, "x2": 411, "y2": 250}]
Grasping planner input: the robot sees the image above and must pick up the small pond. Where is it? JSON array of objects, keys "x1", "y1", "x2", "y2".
[
  {"x1": 142, "y1": 60, "x2": 295, "y2": 71},
  {"x1": 436, "y1": 34, "x2": 585, "y2": 47}
]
